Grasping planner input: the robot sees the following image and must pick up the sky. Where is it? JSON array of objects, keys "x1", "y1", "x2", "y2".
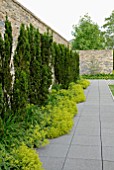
[{"x1": 17, "y1": 0, "x2": 114, "y2": 41}]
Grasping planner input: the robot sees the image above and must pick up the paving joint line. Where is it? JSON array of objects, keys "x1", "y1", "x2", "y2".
[{"x1": 98, "y1": 80, "x2": 104, "y2": 170}]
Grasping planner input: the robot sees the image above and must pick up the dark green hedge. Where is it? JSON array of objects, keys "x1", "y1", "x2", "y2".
[{"x1": 0, "y1": 17, "x2": 79, "y2": 116}]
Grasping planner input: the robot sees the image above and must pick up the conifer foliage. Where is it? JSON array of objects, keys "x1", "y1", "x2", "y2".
[
  {"x1": 0, "y1": 34, "x2": 4, "y2": 116},
  {"x1": 53, "y1": 43, "x2": 79, "y2": 89},
  {"x1": 0, "y1": 16, "x2": 13, "y2": 118},
  {"x1": 40, "y1": 32, "x2": 53, "y2": 104},
  {"x1": 28, "y1": 24, "x2": 41, "y2": 105},
  {"x1": 13, "y1": 24, "x2": 30, "y2": 114}
]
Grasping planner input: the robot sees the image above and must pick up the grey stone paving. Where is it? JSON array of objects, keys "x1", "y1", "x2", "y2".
[{"x1": 37, "y1": 80, "x2": 114, "y2": 170}]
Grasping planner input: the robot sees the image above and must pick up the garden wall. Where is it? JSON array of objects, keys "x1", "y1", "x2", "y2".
[
  {"x1": 79, "y1": 50, "x2": 113, "y2": 75},
  {"x1": 0, "y1": 0, "x2": 69, "y2": 47}
]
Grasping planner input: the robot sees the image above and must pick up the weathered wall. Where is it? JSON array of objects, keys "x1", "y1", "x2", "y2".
[
  {"x1": 0, "y1": 0, "x2": 69, "y2": 47},
  {"x1": 79, "y1": 50, "x2": 113, "y2": 75}
]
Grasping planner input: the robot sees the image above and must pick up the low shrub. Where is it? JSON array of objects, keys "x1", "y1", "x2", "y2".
[
  {"x1": 68, "y1": 83, "x2": 86, "y2": 103},
  {"x1": 0, "y1": 143, "x2": 44, "y2": 170},
  {"x1": 45, "y1": 98, "x2": 77, "y2": 138},
  {"x1": 1, "y1": 107, "x2": 48, "y2": 149},
  {"x1": 0, "y1": 107, "x2": 48, "y2": 170},
  {"x1": 42, "y1": 82, "x2": 86, "y2": 138},
  {"x1": 76, "y1": 79, "x2": 90, "y2": 89}
]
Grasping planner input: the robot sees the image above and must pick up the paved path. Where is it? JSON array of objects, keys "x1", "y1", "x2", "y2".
[{"x1": 37, "y1": 80, "x2": 114, "y2": 170}]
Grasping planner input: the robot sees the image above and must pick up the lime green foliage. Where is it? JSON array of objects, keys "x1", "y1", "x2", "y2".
[
  {"x1": 68, "y1": 83, "x2": 86, "y2": 103},
  {"x1": 82, "y1": 73, "x2": 114, "y2": 79},
  {"x1": 77, "y1": 79, "x2": 90, "y2": 89},
  {"x1": 43, "y1": 83, "x2": 86, "y2": 138},
  {"x1": 0, "y1": 143, "x2": 44, "y2": 170},
  {"x1": 45, "y1": 98, "x2": 77, "y2": 138},
  {"x1": 24, "y1": 124, "x2": 49, "y2": 148},
  {"x1": 11, "y1": 144, "x2": 44, "y2": 170},
  {"x1": 109, "y1": 85, "x2": 114, "y2": 96}
]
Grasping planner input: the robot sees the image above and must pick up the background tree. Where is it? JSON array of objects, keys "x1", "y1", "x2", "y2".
[
  {"x1": 72, "y1": 14, "x2": 105, "y2": 50},
  {"x1": 103, "y1": 10, "x2": 114, "y2": 49}
]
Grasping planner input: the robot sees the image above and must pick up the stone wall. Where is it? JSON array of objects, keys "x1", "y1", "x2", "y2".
[
  {"x1": 79, "y1": 50, "x2": 113, "y2": 75},
  {"x1": 0, "y1": 0, "x2": 69, "y2": 47}
]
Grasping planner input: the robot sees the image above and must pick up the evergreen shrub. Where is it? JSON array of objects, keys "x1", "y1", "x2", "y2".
[
  {"x1": 77, "y1": 79, "x2": 90, "y2": 89},
  {"x1": 43, "y1": 82, "x2": 87, "y2": 138},
  {"x1": 0, "y1": 143, "x2": 44, "y2": 170}
]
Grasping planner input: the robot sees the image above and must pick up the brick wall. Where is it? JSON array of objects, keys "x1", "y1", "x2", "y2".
[
  {"x1": 79, "y1": 50, "x2": 113, "y2": 75},
  {"x1": 0, "y1": 0, "x2": 69, "y2": 47}
]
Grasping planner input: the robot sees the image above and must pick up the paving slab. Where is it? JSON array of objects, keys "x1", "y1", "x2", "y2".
[
  {"x1": 101, "y1": 128, "x2": 114, "y2": 137},
  {"x1": 50, "y1": 134, "x2": 72, "y2": 145},
  {"x1": 63, "y1": 159, "x2": 102, "y2": 170},
  {"x1": 81, "y1": 112, "x2": 100, "y2": 117},
  {"x1": 77, "y1": 103, "x2": 85, "y2": 112},
  {"x1": 40, "y1": 157, "x2": 64, "y2": 170},
  {"x1": 79, "y1": 116, "x2": 99, "y2": 121},
  {"x1": 103, "y1": 161, "x2": 114, "y2": 170},
  {"x1": 82, "y1": 104, "x2": 99, "y2": 110},
  {"x1": 100, "y1": 112, "x2": 114, "y2": 118},
  {"x1": 37, "y1": 144, "x2": 69, "y2": 158},
  {"x1": 67, "y1": 145, "x2": 101, "y2": 160},
  {"x1": 75, "y1": 127, "x2": 100, "y2": 136},
  {"x1": 102, "y1": 146, "x2": 114, "y2": 161},
  {"x1": 102, "y1": 135, "x2": 114, "y2": 147},
  {"x1": 100, "y1": 116, "x2": 114, "y2": 122},
  {"x1": 101, "y1": 122, "x2": 114, "y2": 129},
  {"x1": 82, "y1": 110, "x2": 99, "y2": 114},
  {"x1": 100, "y1": 105, "x2": 114, "y2": 113},
  {"x1": 71, "y1": 135, "x2": 101, "y2": 146},
  {"x1": 77, "y1": 121, "x2": 100, "y2": 129}
]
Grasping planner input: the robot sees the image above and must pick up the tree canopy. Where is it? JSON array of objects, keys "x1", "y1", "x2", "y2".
[
  {"x1": 72, "y1": 14, "x2": 105, "y2": 50},
  {"x1": 103, "y1": 10, "x2": 114, "y2": 49}
]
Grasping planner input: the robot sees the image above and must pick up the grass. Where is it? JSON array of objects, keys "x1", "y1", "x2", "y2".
[{"x1": 109, "y1": 85, "x2": 114, "y2": 96}]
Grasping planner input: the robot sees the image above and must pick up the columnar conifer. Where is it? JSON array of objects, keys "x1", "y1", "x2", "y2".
[
  {"x1": 0, "y1": 33, "x2": 4, "y2": 116},
  {"x1": 0, "y1": 33, "x2": 4, "y2": 84},
  {"x1": 40, "y1": 32, "x2": 53, "y2": 104},
  {"x1": 2, "y1": 16, "x2": 12, "y2": 116},
  {"x1": 28, "y1": 25, "x2": 41, "y2": 105},
  {"x1": 53, "y1": 43, "x2": 79, "y2": 89},
  {"x1": 13, "y1": 24, "x2": 30, "y2": 114}
]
